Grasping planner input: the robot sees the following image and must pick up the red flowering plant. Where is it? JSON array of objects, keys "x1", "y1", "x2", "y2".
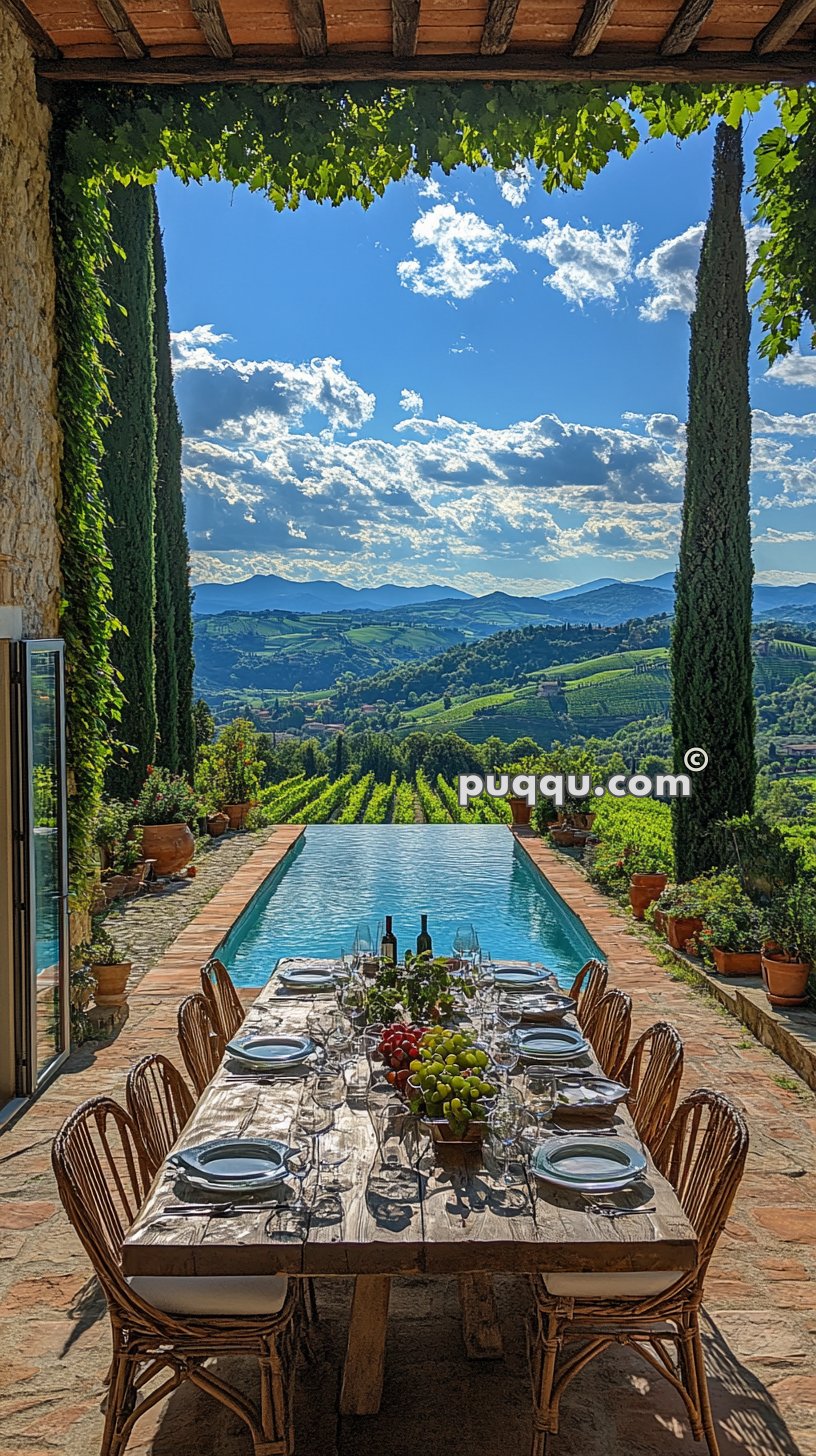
[{"x1": 134, "y1": 766, "x2": 198, "y2": 826}]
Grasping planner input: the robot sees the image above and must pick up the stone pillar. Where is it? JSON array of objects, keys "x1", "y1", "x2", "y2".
[{"x1": 0, "y1": 8, "x2": 62, "y2": 639}]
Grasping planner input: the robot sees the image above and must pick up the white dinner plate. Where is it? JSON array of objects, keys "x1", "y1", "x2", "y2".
[
  {"x1": 172, "y1": 1137, "x2": 292, "y2": 1190},
  {"x1": 520, "y1": 994, "x2": 576, "y2": 1023},
  {"x1": 493, "y1": 967, "x2": 551, "y2": 991},
  {"x1": 226, "y1": 1033, "x2": 316, "y2": 1069},
  {"x1": 278, "y1": 965, "x2": 336, "y2": 991},
  {"x1": 555, "y1": 1076, "x2": 629, "y2": 1112},
  {"x1": 515, "y1": 1026, "x2": 588, "y2": 1062},
  {"x1": 533, "y1": 1137, "x2": 645, "y2": 1189}
]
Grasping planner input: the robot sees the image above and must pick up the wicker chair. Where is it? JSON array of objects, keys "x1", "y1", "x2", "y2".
[
  {"x1": 125, "y1": 1054, "x2": 195, "y2": 1179},
  {"x1": 620, "y1": 1022, "x2": 684, "y2": 1152},
  {"x1": 200, "y1": 957, "x2": 244, "y2": 1042},
  {"x1": 583, "y1": 987, "x2": 632, "y2": 1079},
  {"x1": 567, "y1": 959, "x2": 608, "y2": 1031},
  {"x1": 52, "y1": 1096, "x2": 300, "y2": 1456},
  {"x1": 528, "y1": 1089, "x2": 749, "y2": 1456},
  {"x1": 177, "y1": 993, "x2": 224, "y2": 1095}
]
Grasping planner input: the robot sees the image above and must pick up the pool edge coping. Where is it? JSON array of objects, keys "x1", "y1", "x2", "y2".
[{"x1": 130, "y1": 824, "x2": 305, "y2": 999}]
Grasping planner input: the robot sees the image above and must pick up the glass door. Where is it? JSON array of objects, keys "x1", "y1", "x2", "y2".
[{"x1": 12, "y1": 642, "x2": 70, "y2": 1092}]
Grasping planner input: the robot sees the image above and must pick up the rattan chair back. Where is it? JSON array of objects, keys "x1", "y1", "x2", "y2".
[
  {"x1": 620, "y1": 1021, "x2": 684, "y2": 1151},
  {"x1": 177, "y1": 992, "x2": 224, "y2": 1095},
  {"x1": 200, "y1": 956, "x2": 244, "y2": 1041},
  {"x1": 125, "y1": 1053, "x2": 195, "y2": 1178},
  {"x1": 584, "y1": 987, "x2": 632, "y2": 1078},
  {"x1": 568, "y1": 958, "x2": 608, "y2": 1030},
  {"x1": 655, "y1": 1087, "x2": 749, "y2": 1277}
]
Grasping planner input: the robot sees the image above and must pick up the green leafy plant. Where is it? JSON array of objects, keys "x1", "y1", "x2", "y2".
[
  {"x1": 763, "y1": 881, "x2": 816, "y2": 965},
  {"x1": 95, "y1": 797, "x2": 141, "y2": 873},
  {"x1": 722, "y1": 813, "x2": 802, "y2": 902},
  {"x1": 365, "y1": 950, "x2": 459, "y2": 1025},
  {"x1": 691, "y1": 872, "x2": 763, "y2": 957},
  {"x1": 206, "y1": 718, "x2": 263, "y2": 806},
  {"x1": 75, "y1": 929, "x2": 124, "y2": 967},
  {"x1": 135, "y1": 766, "x2": 197, "y2": 825}
]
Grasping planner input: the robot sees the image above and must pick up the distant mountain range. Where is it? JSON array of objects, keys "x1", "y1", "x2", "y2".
[
  {"x1": 192, "y1": 568, "x2": 816, "y2": 627},
  {"x1": 192, "y1": 573, "x2": 470, "y2": 616}
]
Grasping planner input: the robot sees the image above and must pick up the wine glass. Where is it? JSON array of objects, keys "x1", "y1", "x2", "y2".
[
  {"x1": 353, "y1": 922, "x2": 374, "y2": 958},
  {"x1": 314, "y1": 1066, "x2": 346, "y2": 1112},
  {"x1": 524, "y1": 1068, "x2": 557, "y2": 1145},
  {"x1": 452, "y1": 923, "x2": 479, "y2": 960},
  {"x1": 317, "y1": 1126, "x2": 354, "y2": 1194},
  {"x1": 496, "y1": 994, "x2": 522, "y2": 1032},
  {"x1": 284, "y1": 1139, "x2": 314, "y2": 1218},
  {"x1": 491, "y1": 1031, "x2": 519, "y2": 1088},
  {"x1": 488, "y1": 1094, "x2": 526, "y2": 1187}
]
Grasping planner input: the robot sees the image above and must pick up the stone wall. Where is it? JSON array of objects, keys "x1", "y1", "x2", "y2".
[{"x1": 0, "y1": 11, "x2": 61, "y2": 638}]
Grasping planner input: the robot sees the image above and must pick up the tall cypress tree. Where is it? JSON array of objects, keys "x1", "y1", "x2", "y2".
[
  {"x1": 671, "y1": 121, "x2": 755, "y2": 880},
  {"x1": 152, "y1": 194, "x2": 195, "y2": 776},
  {"x1": 102, "y1": 184, "x2": 158, "y2": 799}
]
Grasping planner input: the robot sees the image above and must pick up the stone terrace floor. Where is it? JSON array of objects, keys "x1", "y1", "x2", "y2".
[{"x1": 2, "y1": 832, "x2": 816, "y2": 1456}]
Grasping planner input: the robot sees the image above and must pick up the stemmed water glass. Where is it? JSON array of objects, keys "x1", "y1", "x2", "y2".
[
  {"x1": 523, "y1": 1068, "x2": 557, "y2": 1148},
  {"x1": 488, "y1": 1094, "x2": 527, "y2": 1187},
  {"x1": 316, "y1": 1126, "x2": 354, "y2": 1194},
  {"x1": 491, "y1": 1031, "x2": 519, "y2": 1089},
  {"x1": 496, "y1": 994, "x2": 522, "y2": 1033}
]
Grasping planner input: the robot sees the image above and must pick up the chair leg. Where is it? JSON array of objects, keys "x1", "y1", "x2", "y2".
[
  {"x1": 528, "y1": 1309, "x2": 561, "y2": 1455},
  {"x1": 257, "y1": 1342, "x2": 294, "y2": 1456},
  {"x1": 690, "y1": 1317, "x2": 720, "y2": 1456},
  {"x1": 99, "y1": 1348, "x2": 137, "y2": 1456}
]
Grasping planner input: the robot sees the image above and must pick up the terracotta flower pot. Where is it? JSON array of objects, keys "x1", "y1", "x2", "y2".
[
  {"x1": 550, "y1": 826, "x2": 579, "y2": 846},
  {"x1": 653, "y1": 908, "x2": 667, "y2": 935},
  {"x1": 629, "y1": 873, "x2": 668, "y2": 921},
  {"x1": 761, "y1": 953, "x2": 811, "y2": 1007},
  {"x1": 92, "y1": 962, "x2": 131, "y2": 1009},
  {"x1": 207, "y1": 812, "x2": 229, "y2": 838},
  {"x1": 223, "y1": 801, "x2": 251, "y2": 831},
  {"x1": 667, "y1": 915, "x2": 703, "y2": 951},
  {"x1": 141, "y1": 821, "x2": 195, "y2": 876},
  {"x1": 508, "y1": 795, "x2": 532, "y2": 827},
  {"x1": 571, "y1": 812, "x2": 596, "y2": 831},
  {"x1": 712, "y1": 947, "x2": 762, "y2": 977}
]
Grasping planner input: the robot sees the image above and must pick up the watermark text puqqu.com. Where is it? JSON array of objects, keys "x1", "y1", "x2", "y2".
[{"x1": 458, "y1": 762, "x2": 706, "y2": 810}]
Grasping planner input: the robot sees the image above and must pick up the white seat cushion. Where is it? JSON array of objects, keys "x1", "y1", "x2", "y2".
[
  {"x1": 128, "y1": 1273, "x2": 288, "y2": 1317},
  {"x1": 542, "y1": 1270, "x2": 684, "y2": 1299}
]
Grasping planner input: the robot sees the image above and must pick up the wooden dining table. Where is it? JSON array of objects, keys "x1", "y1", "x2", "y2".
[{"x1": 123, "y1": 959, "x2": 697, "y2": 1416}]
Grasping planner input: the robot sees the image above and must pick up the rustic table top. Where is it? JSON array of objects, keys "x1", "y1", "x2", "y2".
[{"x1": 123, "y1": 960, "x2": 697, "y2": 1280}]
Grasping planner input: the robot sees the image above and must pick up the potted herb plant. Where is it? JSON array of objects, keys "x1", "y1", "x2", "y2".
[
  {"x1": 695, "y1": 873, "x2": 763, "y2": 975},
  {"x1": 79, "y1": 931, "x2": 132, "y2": 1009},
  {"x1": 761, "y1": 882, "x2": 816, "y2": 1007},
  {"x1": 654, "y1": 883, "x2": 704, "y2": 952},
  {"x1": 135, "y1": 767, "x2": 198, "y2": 876}
]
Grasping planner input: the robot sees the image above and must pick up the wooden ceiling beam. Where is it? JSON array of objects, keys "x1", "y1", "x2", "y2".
[
  {"x1": 480, "y1": 0, "x2": 520, "y2": 56},
  {"x1": 289, "y1": 0, "x2": 327, "y2": 57},
  {"x1": 36, "y1": 50, "x2": 816, "y2": 84},
  {"x1": 190, "y1": 0, "x2": 233, "y2": 59},
  {"x1": 93, "y1": 0, "x2": 146, "y2": 58},
  {"x1": 659, "y1": 0, "x2": 715, "y2": 56},
  {"x1": 1, "y1": 0, "x2": 60, "y2": 57},
  {"x1": 572, "y1": 0, "x2": 620, "y2": 58},
  {"x1": 755, "y1": 0, "x2": 816, "y2": 53},
  {"x1": 392, "y1": 0, "x2": 420, "y2": 58}
]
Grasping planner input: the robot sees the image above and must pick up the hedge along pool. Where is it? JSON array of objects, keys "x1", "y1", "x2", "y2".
[{"x1": 222, "y1": 825, "x2": 601, "y2": 989}]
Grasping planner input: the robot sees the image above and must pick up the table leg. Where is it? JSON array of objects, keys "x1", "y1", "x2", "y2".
[
  {"x1": 458, "y1": 1274, "x2": 504, "y2": 1358},
  {"x1": 340, "y1": 1275, "x2": 392, "y2": 1415}
]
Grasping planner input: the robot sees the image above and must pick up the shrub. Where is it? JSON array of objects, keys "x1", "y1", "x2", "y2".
[
  {"x1": 205, "y1": 718, "x2": 264, "y2": 806},
  {"x1": 392, "y1": 780, "x2": 416, "y2": 824},
  {"x1": 585, "y1": 798, "x2": 674, "y2": 899},
  {"x1": 95, "y1": 797, "x2": 141, "y2": 872},
  {"x1": 135, "y1": 766, "x2": 197, "y2": 826}
]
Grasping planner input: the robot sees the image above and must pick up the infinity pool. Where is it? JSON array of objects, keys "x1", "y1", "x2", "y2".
[{"x1": 222, "y1": 825, "x2": 600, "y2": 988}]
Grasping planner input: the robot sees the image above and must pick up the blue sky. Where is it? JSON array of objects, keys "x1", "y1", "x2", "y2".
[{"x1": 157, "y1": 107, "x2": 816, "y2": 596}]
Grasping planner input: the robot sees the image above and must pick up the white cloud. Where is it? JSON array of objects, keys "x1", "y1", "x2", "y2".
[
  {"x1": 396, "y1": 204, "x2": 515, "y2": 300},
  {"x1": 496, "y1": 162, "x2": 532, "y2": 209},
  {"x1": 418, "y1": 176, "x2": 442, "y2": 199},
  {"x1": 636, "y1": 223, "x2": 768, "y2": 322},
  {"x1": 766, "y1": 352, "x2": 816, "y2": 388},
  {"x1": 520, "y1": 219, "x2": 637, "y2": 306},
  {"x1": 753, "y1": 410, "x2": 816, "y2": 437},
  {"x1": 400, "y1": 388, "x2": 424, "y2": 415},
  {"x1": 170, "y1": 331, "x2": 375, "y2": 436}
]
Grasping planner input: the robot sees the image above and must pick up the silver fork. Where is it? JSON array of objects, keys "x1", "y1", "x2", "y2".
[{"x1": 584, "y1": 1201, "x2": 656, "y2": 1219}]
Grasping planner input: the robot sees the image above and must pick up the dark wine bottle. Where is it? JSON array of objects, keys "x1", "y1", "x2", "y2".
[
  {"x1": 416, "y1": 914, "x2": 432, "y2": 957},
  {"x1": 381, "y1": 915, "x2": 397, "y2": 964}
]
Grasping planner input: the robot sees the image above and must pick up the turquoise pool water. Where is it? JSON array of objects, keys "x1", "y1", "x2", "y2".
[{"x1": 222, "y1": 825, "x2": 600, "y2": 989}]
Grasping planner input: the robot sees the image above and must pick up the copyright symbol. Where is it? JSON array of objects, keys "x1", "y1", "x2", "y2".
[{"x1": 684, "y1": 748, "x2": 709, "y2": 773}]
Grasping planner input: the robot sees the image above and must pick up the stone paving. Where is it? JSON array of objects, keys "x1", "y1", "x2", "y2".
[{"x1": 1, "y1": 831, "x2": 816, "y2": 1456}]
